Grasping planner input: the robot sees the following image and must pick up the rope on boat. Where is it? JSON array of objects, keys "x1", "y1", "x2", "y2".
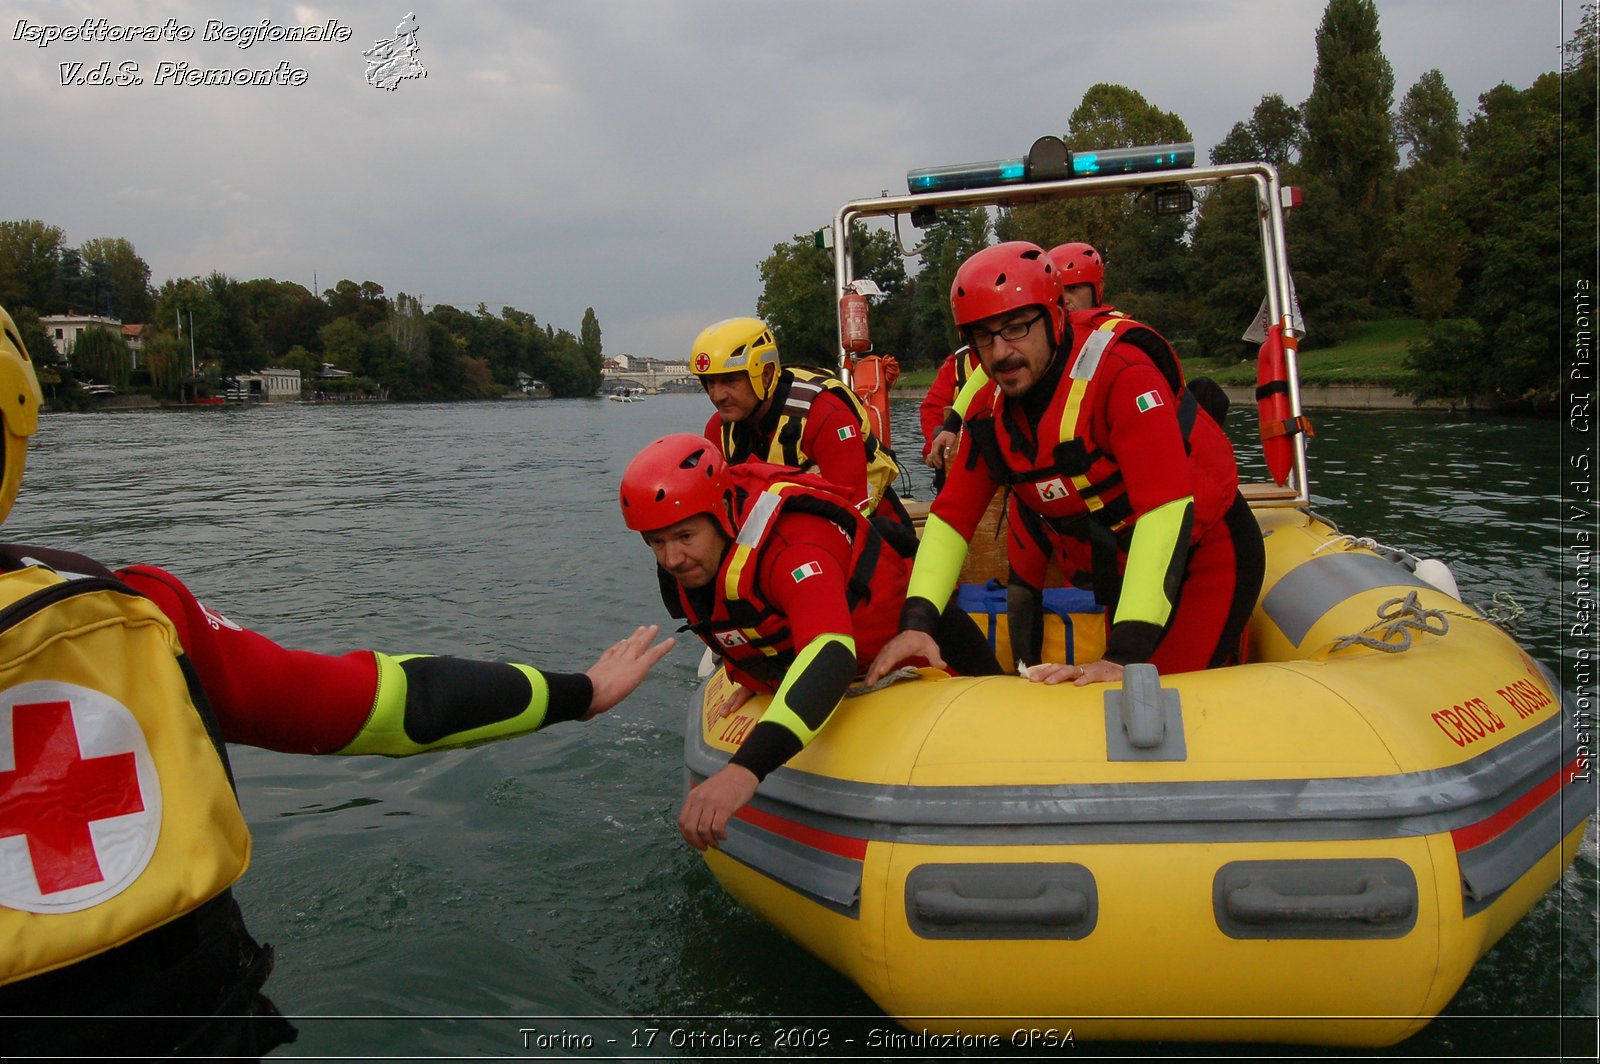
[
  {"x1": 1312, "y1": 532, "x2": 1418, "y2": 567},
  {"x1": 1479, "y1": 591, "x2": 1525, "y2": 632},
  {"x1": 1332, "y1": 591, "x2": 1450, "y2": 653},
  {"x1": 1314, "y1": 532, "x2": 1526, "y2": 637}
]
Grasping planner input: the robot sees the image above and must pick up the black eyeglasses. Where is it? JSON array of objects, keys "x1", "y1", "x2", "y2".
[{"x1": 968, "y1": 311, "x2": 1045, "y2": 351}]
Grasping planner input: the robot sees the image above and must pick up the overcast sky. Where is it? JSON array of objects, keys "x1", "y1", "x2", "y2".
[{"x1": 5, "y1": 0, "x2": 1584, "y2": 358}]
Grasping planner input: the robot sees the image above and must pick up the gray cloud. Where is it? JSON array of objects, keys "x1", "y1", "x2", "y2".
[{"x1": 4, "y1": 0, "x2": 1579, "y2": 358}]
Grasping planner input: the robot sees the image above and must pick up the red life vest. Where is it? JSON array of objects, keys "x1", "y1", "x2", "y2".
[
  {"x1": 658, "y1": 465, "x2": 902, "y2": 691},
  {"x1": 965, "y1": 317, "x2": 1240, "y2": 605}
]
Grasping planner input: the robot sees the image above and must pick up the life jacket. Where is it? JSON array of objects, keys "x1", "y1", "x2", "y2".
[
  {"x1": 721, "y1": 366, "x2": 901, "y2": 515},
  {"x1": 965, "y1": 316, "x2": 1239, "y2": 609},
  {"x1": 0, "y1": 555, "x2": 250, "y2": 987},
  {"x1": 657, "y1": 465, "x2": 899, "y2": 691}
]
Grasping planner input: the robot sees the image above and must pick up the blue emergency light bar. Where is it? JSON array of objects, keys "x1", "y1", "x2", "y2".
[
  {"x1": 906, "y1": 139, "x2": 1196, "y2": 194},
  {"x1": 1071, "y1": 142, "x2": 1195, "y2": 177},
  {"x1": 907, "y1": 158, "x2": 1028, "y2": 193}
]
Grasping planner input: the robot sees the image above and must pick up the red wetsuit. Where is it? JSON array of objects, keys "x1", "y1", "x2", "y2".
[
  {"x1": 913, "y1": 322, "x2": 1263, "y2": 674},
  {"x1": 667, "y1": 471, "x2": 997, "y2": 780},
  {"x1": 919, "y1": 353, "x2": 962, "y2": 457}
]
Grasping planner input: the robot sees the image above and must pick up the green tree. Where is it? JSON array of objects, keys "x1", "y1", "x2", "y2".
[
  {"x1": 1395, "y1": 69, "x2": 1462, "y2": 171},
  {"x1": 0, "y1": 221, "x2": 66, "y2": 314},
  {"x1": 539, "y1": 329, "x2": 601, "y2": 398},
  {"x1": 1403, "y1": 15, "x2": 1591, "y2": 409},
  {"x1": 1301, "y1": 0, "x2": 1397, "y2": 210},
  {"x1": 1299, "y1": 0, "x2": 1399, "y2": 317},
  {"x1": 997, "y1": 83, "x2": 1192, "y2": 258},
  {"x1": 579, "y1": 307, "x2": 602, "y2": 371},
  {"x1": 141, "y1": 331, "x2": 189, "y2": 396},
  {"x1": 1392, "y1": 165, "x2": 1470, "y2": 323},
  {"x1": 151, "y1": 278, "x2": 227, "y2": 377},
  {"x1": 78, "y1": 237, "x2": 154, "y2": 323},
  {"x1": 203, "y1": 272, "x2": 268, "y2": 375},
  {"x1": 68, "y1": 324, "x2": 130, "y2": 387},
  {"x1": 318, "y1": 317, "x2": 369, "y2": 373},
  {"x1": 756, "y1": 224, "x2": 908, "y2": 368},
  {"x1": 1210, "y1": 95, "x2": 1303, "y2": 168},
  {"x1": 1185, "y1": 177, "x2": 1270, "y2": 361},
  {"x1": 386, "y1": 292, "x2": 430, "y2": 373},
  {"x1": 236, "y1": 279, "x2": 329, "y2": 360},
  {"x1": 909, "y1": 207, "x2": 991, "y2": 362},
  {"x1": 323, "y1": 280, "x2": 389, "y2": 330},
  {"x1": 52, "y1": 247, "x2": 93, "y2": 316}
]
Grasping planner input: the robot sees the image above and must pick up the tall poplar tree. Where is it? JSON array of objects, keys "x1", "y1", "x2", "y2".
[{"x1": 1294, "y1": 0, "x2": 1399, "y2": 333}]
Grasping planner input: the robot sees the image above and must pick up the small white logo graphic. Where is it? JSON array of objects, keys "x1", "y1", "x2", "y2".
[
  {"x1": 1035, "y1": 477, "x2": 1070, "y2": 503},
  {"x1": 364, "y1": 12, "x2": 426, "y2": 91},
  {"x1": 200, "y1": 604, "x2": 242, "y2": 632},
  {"x1": 714, "y1": 630, "x2": 750, "y2": 649}
]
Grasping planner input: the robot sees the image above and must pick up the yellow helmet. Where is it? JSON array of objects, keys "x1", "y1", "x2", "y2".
[
  {"x1": 0, "y1": 306, "x2": 42, "y2": 526},
  {"x1": 688, "y1": 317, "x2": 780, "y2": 400}
]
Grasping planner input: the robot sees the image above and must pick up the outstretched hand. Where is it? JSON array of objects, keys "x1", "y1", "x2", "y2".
[{"x1": 581, "y1": 624, "x2": 676, "y2": 720}]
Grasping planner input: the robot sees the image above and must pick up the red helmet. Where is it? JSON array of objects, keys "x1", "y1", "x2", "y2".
[
  {"x1": 1048, "y1": 242, "x2": 1104, "y2": 306},
  {"x1": 619, "y1": 433, "x2": 735, "y2": 536},
  {"x1": 950, "y1": 241, "x2": 1065, "y2": 346}
]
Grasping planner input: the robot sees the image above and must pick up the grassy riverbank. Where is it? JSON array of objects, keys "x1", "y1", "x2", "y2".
[{"x1": 892, "y1": 318, "x2": 1423, "y2": 395}]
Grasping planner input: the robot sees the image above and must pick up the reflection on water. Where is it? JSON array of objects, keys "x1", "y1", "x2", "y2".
[{"x1": 6, "y1": 396, "x2": 1593, "y2": 1057}]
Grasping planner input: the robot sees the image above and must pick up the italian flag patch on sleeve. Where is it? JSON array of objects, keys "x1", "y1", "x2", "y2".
[
  {"x1": 790, "y1": 561, "x2": 824, "y2": 583},
  {"x1": 1134, "y1": 389, "x2": 1164, "y2": 413},
  {"x1": 837, "y1": 425, "x2": 858, "y2": 441}
]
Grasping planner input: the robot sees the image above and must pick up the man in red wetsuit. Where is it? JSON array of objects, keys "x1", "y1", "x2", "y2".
[
  {"x1": 0, "y1": 306, "x2": 674, "y2": 1059},
  {"x1": 920, "y1": 245, "x2": 1108, "y2": 485},
  {"x1": 867, "y1": 242, "x2": 1263, "y2": 689},
  {"x1": 688, "y1": 316, "x2": 908, "y2": 528},
  {"x1": 619, "y1": 434, "x2": 998, "y2": 852}
]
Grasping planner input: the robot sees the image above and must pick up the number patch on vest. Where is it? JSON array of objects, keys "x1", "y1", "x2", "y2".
[
  {"x1": 1035, "y1": 477, "x2": 1072, "y2": 503},
  {"x1": 713, "y1": 629, "x2": 750, "y2": 649}
]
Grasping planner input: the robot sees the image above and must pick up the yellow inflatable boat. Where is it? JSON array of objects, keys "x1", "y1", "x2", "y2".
[
  {"x1": 682, "y1": 147, "x2": 1591, "y2": 1047},
  {"x1": 686, "y1": 505, "x2": 1591, "y2": 1047}
]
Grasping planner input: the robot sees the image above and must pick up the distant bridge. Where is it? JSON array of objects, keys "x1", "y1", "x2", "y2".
[{"x1": 601, "y1": 364, "x2": 694, "y2": 394}]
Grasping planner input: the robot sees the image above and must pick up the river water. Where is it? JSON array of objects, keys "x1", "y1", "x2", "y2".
[{"x1": 6, "y1": 395, "x2": 1595, "y2": 1059}]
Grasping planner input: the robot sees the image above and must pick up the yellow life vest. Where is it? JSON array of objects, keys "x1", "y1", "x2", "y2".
[{"x1": 0, "y1": 565, "x2": 250, "y2": 986}]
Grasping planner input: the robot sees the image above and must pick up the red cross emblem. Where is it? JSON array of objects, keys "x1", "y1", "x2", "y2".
[
  {"x1": 0, "y1": 686, "x2": 158, "y2": 912},
  {"x1": 693, "y1": 352, "x2": 712, "y2": 373}
]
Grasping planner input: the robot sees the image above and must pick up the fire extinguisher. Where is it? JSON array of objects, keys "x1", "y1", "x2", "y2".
[{"x1": 839, "y1": 292, "x2": 870, "y2": 354}]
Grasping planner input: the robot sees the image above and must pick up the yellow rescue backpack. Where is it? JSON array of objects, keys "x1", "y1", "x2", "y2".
[{"x1": 0, "y1": 563, "x2": 250, "y2": 985}]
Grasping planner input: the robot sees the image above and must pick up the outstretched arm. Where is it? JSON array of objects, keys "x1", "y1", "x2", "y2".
[{"x1": 121, "y1": 563, "x2": 674, "y2": 754}]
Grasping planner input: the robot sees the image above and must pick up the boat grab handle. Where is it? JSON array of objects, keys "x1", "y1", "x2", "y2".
[
  {"x1": 915, "y1": 882, "x2": 1088, "y2": 927},
  {"x1": 905, "y1": 862, "x2": 1099, "y2": 940},
  {"x1": 1117, "y1": 664, "x2": 1166, "y2": 747},
  {"x1": 1226, "y1": 874, "x2": 1414, "y2": 926},
  {"x1": 1103, "y1": 664, "x2": 1187, "y2": 761}
]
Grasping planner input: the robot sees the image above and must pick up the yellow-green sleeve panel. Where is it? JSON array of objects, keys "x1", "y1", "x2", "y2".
[{"x1": 336, "y1": 653, "x2": 593, "y2": 756}]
